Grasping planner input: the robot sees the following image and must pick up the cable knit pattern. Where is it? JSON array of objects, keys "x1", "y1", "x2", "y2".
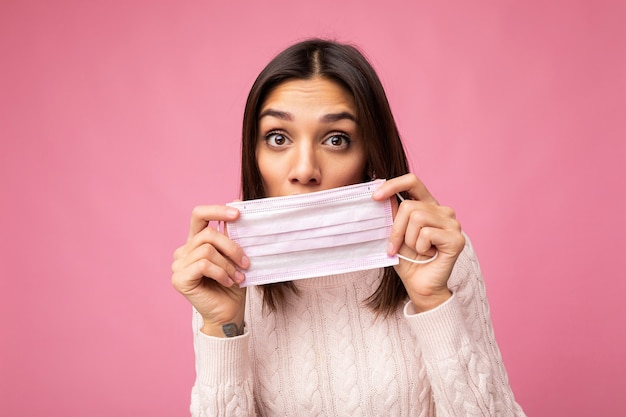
[{"x1": 190, "y1": 236, "x2": 527, "y2": 416}]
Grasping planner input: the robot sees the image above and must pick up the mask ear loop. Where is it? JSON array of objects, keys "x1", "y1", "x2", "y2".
[{"x1": 395, "y1": 193, "x2": 439, "y2": 265}]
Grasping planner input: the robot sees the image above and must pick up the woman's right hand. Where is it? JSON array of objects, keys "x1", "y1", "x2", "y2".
[{"x1": 171, "y1": 205, "x2": 249, "y2": 337}]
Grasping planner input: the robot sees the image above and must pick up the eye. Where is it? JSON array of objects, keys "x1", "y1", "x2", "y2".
[
  {"x1": 264, "y1": 131, "x2": 291, "y2": 148},
  {"x1": 323, "y1": 133, "x2": 351, "y2": 149}
]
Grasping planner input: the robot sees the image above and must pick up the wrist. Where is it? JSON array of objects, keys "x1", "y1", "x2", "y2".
[
  {"x1": 201, "y1": 320, "x2": 245, "y2": 338},
  {"x1": 200, "y1": 308, "x2": 246, "y2": 338},
  {"x1": 408, "y1": 289, "x2": 452, "y2": 313}
]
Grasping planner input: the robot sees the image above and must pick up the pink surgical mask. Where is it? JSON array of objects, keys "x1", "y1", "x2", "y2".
[{"x1": 226, "y1": 179, "x2": 399, "y2": 287}]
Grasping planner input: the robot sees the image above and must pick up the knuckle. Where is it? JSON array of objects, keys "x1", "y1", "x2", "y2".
[
  {"x1": 445, "y1": 216, "x2": 462, "y2": 232},
  {"x1": 396, "y1": 199, "x2": 414, "y2": 216},
  {"x1": 171, "y1": 259, "x2": 180, "y2": 274},
  {"x1": 170, "y1": 271, "x2": 186, "y2": 291},
  {"x1": 197, "y1": 258, "x2": 211, "y2": 274},
  {"x1": 200, "y1": 243, "x2": 217, "y2": 257},
  {"x1": 420, "y1": 227, "x2": 434, "y2": 240},
  {"x1": 196, "y1": 258, "x2": 230, "y2": 284},
  {"x1": 172, "y1": 245, "x2": 186, "y2": 260},
  {"x1": 408, "y1": 209, "x2": 426, "y2": 225},
  {"x1": 439, "y1": 205, "x2": 456, "y2": 219},
  {"x1": 454, "y1": 232, "x2": 466, "y2": 250},
  {"x1": 191, "y1": 205, "x2": 204, "y2": 218}
]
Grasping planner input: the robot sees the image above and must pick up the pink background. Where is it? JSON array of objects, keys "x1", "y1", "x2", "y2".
[{"x1": 1, "y1": 1, "x2": 625, "y2": 416}]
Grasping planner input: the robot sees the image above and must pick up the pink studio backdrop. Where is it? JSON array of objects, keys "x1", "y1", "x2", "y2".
[{"x1": 1, "y1": 1, "x2": 625, "y2": 416}]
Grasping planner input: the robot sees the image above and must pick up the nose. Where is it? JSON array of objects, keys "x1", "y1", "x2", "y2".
[{"x1": 289, "y1": 142, "x2": 321, "y2": 185}]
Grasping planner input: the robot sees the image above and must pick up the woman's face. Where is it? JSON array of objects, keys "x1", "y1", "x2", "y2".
[{"x1": 256, "y1": 77, "x2": 367, "y2": 197}]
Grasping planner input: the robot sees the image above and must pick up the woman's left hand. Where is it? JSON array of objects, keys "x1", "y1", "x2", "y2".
[{"x1": 372, "y1": 174, "x2": 465, "y2": 312}]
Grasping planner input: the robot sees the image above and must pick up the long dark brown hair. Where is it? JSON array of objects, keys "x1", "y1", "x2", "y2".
[{"x1": 241, "y1": 39, "x2": 410, "y2": 316}]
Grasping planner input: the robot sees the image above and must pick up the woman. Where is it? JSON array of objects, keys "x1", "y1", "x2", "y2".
[{"x1": 172, "y1": 38, "x2": 526, "y2": 416}]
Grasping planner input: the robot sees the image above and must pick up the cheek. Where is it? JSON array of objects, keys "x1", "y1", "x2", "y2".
[
  {"x1": 326, "y1": 156, "x2": 367, "y2": 186},
  {"x1": 255, "y1": 144, "x2": 270, "y2": 177},
  {"x1": 344, "y1": 150, "x2": 368, "y2": 180},
  {"x1": 256, "y1": 151, "x2": 281, "y2": 193}
]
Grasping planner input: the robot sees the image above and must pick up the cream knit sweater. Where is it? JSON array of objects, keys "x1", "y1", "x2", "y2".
[{"x1": 190, "y1": 238, "x2": 526, "y2": 416}]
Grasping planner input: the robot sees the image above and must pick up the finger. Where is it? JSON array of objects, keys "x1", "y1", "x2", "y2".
[
  {"x1": 414, "y1": 227, "x2": 438, "y2": 255},
  {"x1": 372, "y1": 174, "x2": 438, "y2": 204},
  {"x1": 396, "y1": 228, "x2": 464, "y2": 269},
  {"x1": 189, "y1": 205, "x2": 240, "y2": 238},
  {"x1": 178, "y1": 242, "x2": 244, "y2": 282},
  {"x1": 172, "y1": 258, "x2": 235, "y2": 292},
  {"x1": 193, "y1": 258, "x2": 237, "y2": 288},
  {"x1": 413, "y1": 227, "x2": 465, "y2": 257},
  {"x1": 388, "y1": 201, "x2": 452, "y2": 255},
  {"x1": 187, "y1": 226, "x2": 250, "y2": 270},
  {"x1": 397, "y1": 243, "x2": 438, "y2": 262}
]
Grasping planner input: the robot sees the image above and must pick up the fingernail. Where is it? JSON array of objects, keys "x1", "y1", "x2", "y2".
[
  {"x1": 240, "y1": 255, "x2": 250, "y2": 269},
  {"x1": 234, "y1": 271, "x2": 245, "y2": 283},
  {"x1": 226, "y1": 207, "x2": 239, "y2": 217},
  {"x1": 372, "y1": 190, "x2": 382, "y2": 199}
]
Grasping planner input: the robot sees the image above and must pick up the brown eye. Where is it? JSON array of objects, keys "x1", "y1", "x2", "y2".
[
  {"x1": 265, "y1": 132, "x2": 291, "y2": 148},
  {"x1": 324, "y1": 134, "x2": 351, "y2": 148}
]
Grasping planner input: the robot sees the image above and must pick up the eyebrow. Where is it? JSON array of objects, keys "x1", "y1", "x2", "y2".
[
  {"x1": 321, "y1": 111, "x2": 357, "y2": 123},
  {"x1": 259, "y1": 108, "x2": 357, "y2": 123},
  {"x1": 259, "y1": 109, "x2": 293, "y2": 121}
]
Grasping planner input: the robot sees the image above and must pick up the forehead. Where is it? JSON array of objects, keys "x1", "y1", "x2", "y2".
[{"x1": 260, "y1": 77, "x2": 355, "y2": 113}]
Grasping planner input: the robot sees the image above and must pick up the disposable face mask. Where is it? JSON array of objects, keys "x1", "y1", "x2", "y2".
[{"x1": 226, "y1": 179, "x2": 399, "y2": 287}]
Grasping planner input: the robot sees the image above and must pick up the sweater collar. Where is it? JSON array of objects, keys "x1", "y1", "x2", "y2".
[{"x1": 293, "y1": 268, "x2": 382, "y2": 289}]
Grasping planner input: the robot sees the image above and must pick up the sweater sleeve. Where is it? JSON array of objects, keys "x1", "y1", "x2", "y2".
[
  {"x1": 190, "y1": 308, "x2": 256, "y2": 417},
  {"x1": 403, "y1": 236, "x2": 527, "y2": 417}
]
